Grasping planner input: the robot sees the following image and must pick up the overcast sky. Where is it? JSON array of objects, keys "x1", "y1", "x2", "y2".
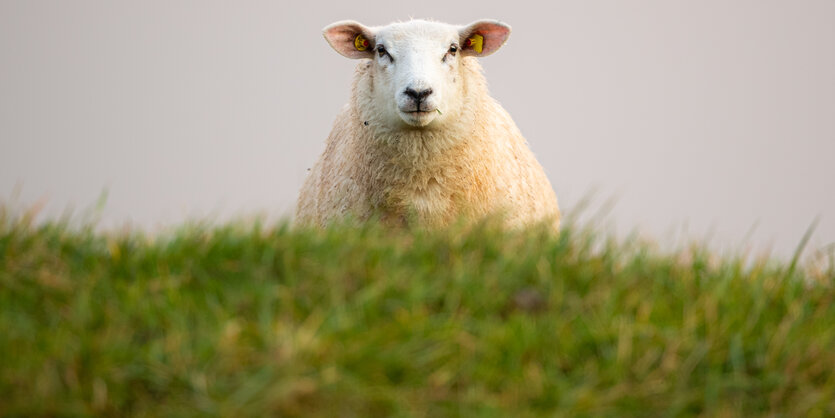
[{"x1": 1, "y1": 0, "x2": 833, "y2": 258}]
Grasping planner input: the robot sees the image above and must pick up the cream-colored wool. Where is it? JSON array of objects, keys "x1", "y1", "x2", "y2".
[{"x1": 296, "y1": 19, "x2": 559, "y2": 229}]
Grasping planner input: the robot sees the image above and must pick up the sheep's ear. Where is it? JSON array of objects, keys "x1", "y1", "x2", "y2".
[
  {"x1": 459, "y1": 20, "x2": 511, "y2": 57},
  {"x1": 323, "y1": 20, "x2": 376, "y2": 59}
]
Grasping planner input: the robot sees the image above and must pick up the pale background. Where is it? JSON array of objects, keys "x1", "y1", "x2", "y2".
[{"x1": 1, "y1": 1, "x2": 833, "y2": 257}]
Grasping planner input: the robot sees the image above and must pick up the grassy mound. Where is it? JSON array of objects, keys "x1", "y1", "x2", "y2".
[{"x1": 1, "y1": 208, "x2": 833, "y2": 416}]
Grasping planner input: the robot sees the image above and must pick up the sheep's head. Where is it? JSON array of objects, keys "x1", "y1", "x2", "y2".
[{"x1": 323, "y1": 19, "x2": 511, "y2": 128}]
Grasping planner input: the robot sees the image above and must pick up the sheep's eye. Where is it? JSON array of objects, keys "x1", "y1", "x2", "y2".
[
  {"x1": 376, "y1": 45, "x2": 390, "y2": 59},
  {"x1": 443, "y1": 44, "x2": 458, "y2": 62}
]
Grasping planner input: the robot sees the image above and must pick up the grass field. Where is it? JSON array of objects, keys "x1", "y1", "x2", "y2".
[{"x1": 1, "y1": 205, "x2": 834, "y2": 417}]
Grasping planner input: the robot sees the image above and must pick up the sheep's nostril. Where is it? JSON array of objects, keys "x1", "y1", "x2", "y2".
[{"x1": 404, "y1": 87, "x2": 433, "y2": 101}]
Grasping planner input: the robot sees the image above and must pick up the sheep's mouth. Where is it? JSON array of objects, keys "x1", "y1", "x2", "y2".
[
  {"x1": 403, "y1": 108, "x2": 436, "y2": 114},
  {"x1": 398, "y1": 108, "x2": 438, "y2": 127},
  {"x1": 402, "y1": 108, "x2": 438, "y2": 119}
]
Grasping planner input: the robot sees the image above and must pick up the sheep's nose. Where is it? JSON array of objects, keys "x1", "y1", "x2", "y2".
[{"x1": 404, "y1": 87, "x2": 433, "y2": 101}]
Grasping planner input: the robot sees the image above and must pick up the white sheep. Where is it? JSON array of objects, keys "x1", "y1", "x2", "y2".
[{"x1": 296, "y1": 19, "x2": 560, "y2": 229}]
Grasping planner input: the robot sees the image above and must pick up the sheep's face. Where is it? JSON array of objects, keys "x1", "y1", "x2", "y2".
[
  {"x1": 324, "y1": 19, "x2": 511, "y2": 129},
  {"x1": 371, "y1": 22, "x2": 461, "y2": 128}
]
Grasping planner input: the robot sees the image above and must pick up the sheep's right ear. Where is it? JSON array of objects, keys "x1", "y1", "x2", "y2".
[{"x1": 323, "y1": 20, "x2": 376, "y2": 59}]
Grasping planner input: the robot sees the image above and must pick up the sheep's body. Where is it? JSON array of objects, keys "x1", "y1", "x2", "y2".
[{"x1": 296, "y1": 19, "x2": 559, "y2": 229}]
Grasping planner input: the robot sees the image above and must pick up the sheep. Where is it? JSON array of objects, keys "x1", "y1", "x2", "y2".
[{"x1": 295, "y1": 19, "x2": 560, "y2": 229}]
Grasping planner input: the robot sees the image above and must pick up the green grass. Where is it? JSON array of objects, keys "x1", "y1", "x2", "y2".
[{"x1": 1, "y1": 206, "x2": 834, "y2": 417}]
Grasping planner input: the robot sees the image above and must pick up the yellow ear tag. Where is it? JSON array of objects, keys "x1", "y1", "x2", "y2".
[
  {"x1": 354, "y1": 34, "x2": 369, "y2": 51},
  {"x1": 466, "y1": 34, "x2": 484, "y2": 54}
]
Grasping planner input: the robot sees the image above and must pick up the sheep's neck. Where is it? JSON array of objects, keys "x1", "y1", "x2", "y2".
[{"x1": 356, "y1": 119, "x2": 494, "y2": 226}]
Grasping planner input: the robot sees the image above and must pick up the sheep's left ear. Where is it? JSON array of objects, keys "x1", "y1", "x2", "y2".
[{"x1": 459, "y1": 20, "x2": 511, "y2": 57}]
